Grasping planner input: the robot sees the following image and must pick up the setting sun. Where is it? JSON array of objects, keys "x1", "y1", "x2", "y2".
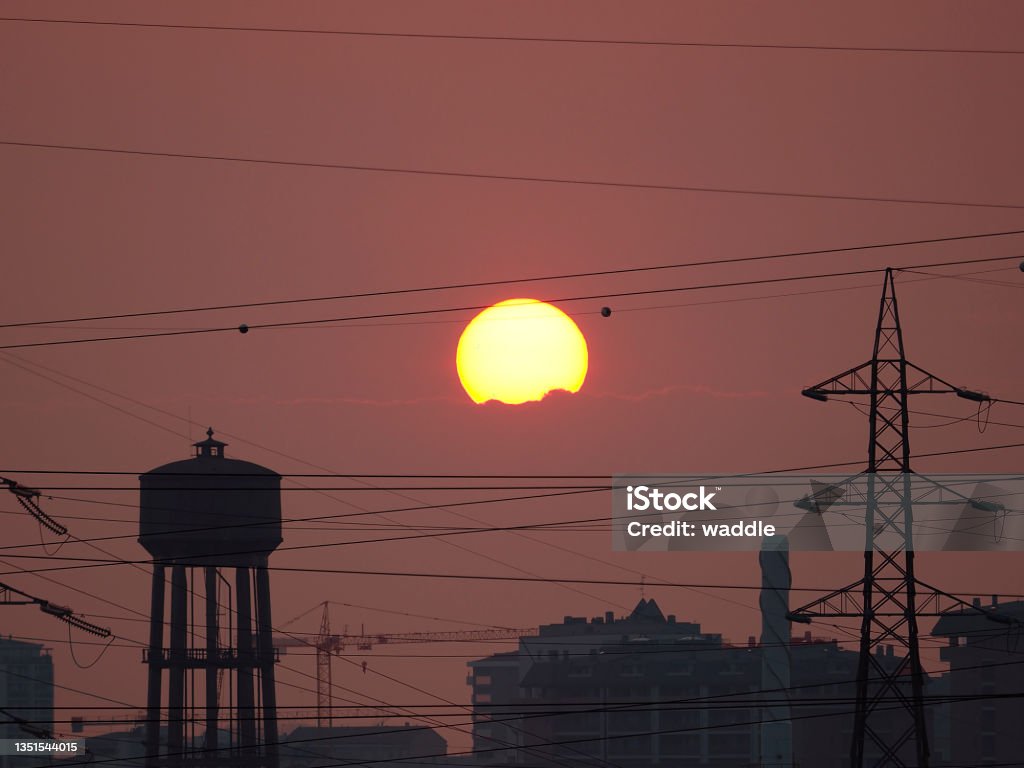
[{"x1": 456, "y1": 299, "x2": 589, "y2": 404}]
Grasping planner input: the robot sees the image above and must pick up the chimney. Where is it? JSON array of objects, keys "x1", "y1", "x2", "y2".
[
  {"x1": 759, "y1": 534, "x2": 792, "y2": 767},
  {"x1": 605, "y1": 611, "x2": 614, "y2": 624},
  {"x1": 748, "y1": 635, "x2": 756, "y2": 648}
]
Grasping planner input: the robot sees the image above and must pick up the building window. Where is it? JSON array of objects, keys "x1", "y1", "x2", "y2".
[
  {"x1": 981, "y1": 733, "x2": 996, "y2": 759},
  {"x1": 980, "y1": 707, "x2": 996, "y2": 732},
  {"x1": 620, "y1": 663, "x2": 642, "y2": 677}
]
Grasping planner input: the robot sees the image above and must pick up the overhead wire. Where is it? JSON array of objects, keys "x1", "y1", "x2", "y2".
[
  {"x1": 5, "y1": 139, "x2": 1024, "y2": 211},
  {"x1": 25, "y1": 679, "x2": 1024, "y2": 768},
  {"x1": 2, "y1": 451, "x2": 1024, "y2": 562},
  {"x1": 3, "y1": 16, "x2": 1024, "y2": 56},
  {"x1": 3, "y1": 264, "x2": 1015, "y2": 339},
  {"x1": 7, "y1": 622, "x2": 1024, "y2": 711},
  {"x1": 0, "y1": 229, "x2": 1020, "y2": 331},
  {"x1": 7, "y1": 487, "x2": 1024, "y2": 560},
  {"x1": 0, "y1": 255, "x2": 1022, "y2": 351}
]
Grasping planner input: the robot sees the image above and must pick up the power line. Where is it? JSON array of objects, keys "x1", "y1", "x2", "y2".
[
  {"x1": 2, "y1": 442, "x2": 1023, "y2": 571},
  {"x1": 2, "y1": 230, "x2": 1021, "y2": 330},
  {"x1": 6, "y1": 264, "x2": 1015, "y2": 335},
  {"x1": 898, "y1": 266, "x2": 1024, "y2": 290},
  {"x1": 8, "y1": 547, "x2": 1024, "y2": 591},
  {"x1": 7, "y1": 475, "x2": 1024, "y2": 553},
  {"x1": 7, "y1": 632, "x2": 1024, "y2": 713},
  {"x1": 30, "y1": 680, "x2": 1024, "y2": 768},
  {"x1": 6, "y1": 139, "x2": 1024, "y2": 211},
  {"x1": 0, "y1": 255, "x2": 1020, "y2": 351},
  {"x1": 3, "y1": 16, "x2": 1024, "y2": 56},
  {"x1": 10, "y1": 690, "x2": 1024, "y2": 721},
  {"x1": 5, "y1": 482, "x2": 1024, "y2": 556}
]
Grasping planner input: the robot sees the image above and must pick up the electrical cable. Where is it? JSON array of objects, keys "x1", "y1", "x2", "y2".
[
  {"x1": 5, "y1": 139, "x2": 1024, "y2": 211},
  {"x1": 1, "y1": 230, "x2": 1020, "y2": 330},
  {"x1": 1, "y1": 255, "x2": 1022, "y2": 351},
  {"x1": 3, "y1": 16, "x2": 1024, "y2": 56}
]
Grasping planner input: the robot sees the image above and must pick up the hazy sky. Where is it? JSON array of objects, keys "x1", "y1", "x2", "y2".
[{"x1": 2, "y1": 1, "x2": 1023, "y2": 752}]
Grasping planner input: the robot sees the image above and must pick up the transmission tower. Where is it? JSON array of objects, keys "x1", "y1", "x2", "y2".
[{"x1": 790, "y1": 268, "x2": 1000, "y2": 768}]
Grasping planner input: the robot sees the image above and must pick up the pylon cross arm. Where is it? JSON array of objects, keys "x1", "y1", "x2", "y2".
[
  {"x1": 787, "y1": 580, "x2": 867, "y2": 619},
  {"x1": 903, "y1": 362, "x2": 963, "y2": 394},
  {"x1": 803, "y1": 360, "x2": 875, "y2": 397},
  {"x1": 802, "y1": 360, "x2": 975, "y2": 401}
]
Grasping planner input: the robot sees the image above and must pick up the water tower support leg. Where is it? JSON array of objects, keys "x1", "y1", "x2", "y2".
[
  {"x1": 236, "y1": 566, "x2": 256, "y2": 750},
  {"x1": 167, "y1": 564, "x2": 188, "y2": 766},
  {"x1": 256, "y1": 563, "x2": 279, "y2": 768},
  {"x1": 204, "y1": 567, "x2": 219, "y2": 752},
  {"x1": 145, "y1": 564, "x2": 166, "y2": 768}
]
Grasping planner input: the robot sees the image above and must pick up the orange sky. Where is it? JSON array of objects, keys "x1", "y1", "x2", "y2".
[{"x1": 1, "y1": 0, "x2": 1023, "y2": 754}]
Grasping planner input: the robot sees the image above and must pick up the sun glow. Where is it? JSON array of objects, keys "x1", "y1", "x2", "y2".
[{"x1": 456, "y1": 299, "x2": 589, "y2": 405}]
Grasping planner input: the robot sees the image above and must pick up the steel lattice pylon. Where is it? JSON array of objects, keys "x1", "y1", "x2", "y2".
[{"x1": 790, "y1": 268, "x2": 995, "y2": 768}]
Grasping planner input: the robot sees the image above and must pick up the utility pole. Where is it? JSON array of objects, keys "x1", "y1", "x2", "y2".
[{"x1": 789, "y1": 268, "x2": 1001, "y2": 768}]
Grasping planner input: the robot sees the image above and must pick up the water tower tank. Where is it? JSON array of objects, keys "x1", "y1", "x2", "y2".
[{"x1": 139, "y1": 429, "x2": 282, "y2": 566}]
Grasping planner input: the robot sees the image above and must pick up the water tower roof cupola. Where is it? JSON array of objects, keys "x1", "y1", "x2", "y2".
[
  {"x1": 140, "y1": 426, "x2": 281, "y2": 564},
  {"x1": 194, "y1": 428, "x2": 227, "y2": 459}
]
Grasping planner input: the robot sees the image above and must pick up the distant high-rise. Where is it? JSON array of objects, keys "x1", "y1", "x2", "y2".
[
  {"x1": 0, "y1": 638, "x2": 54, "y2": 768},
  {"x1": 139, "y1": 430, "x2": 282, "y2": 768},
  {"x1": 932, "y1": 598, "x2": 1024, "y2": 764},
  {"x1": 467, "y1": 601, "x2": 901, "y2": 767}
]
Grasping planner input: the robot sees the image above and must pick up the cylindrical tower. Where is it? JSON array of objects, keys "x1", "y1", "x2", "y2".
[
  {"x1": 759, "y1": 534, "x2": 793, "y2": 768},
  {"x1": 139, "y1": 429, "x2": 282, "y2": 768}
]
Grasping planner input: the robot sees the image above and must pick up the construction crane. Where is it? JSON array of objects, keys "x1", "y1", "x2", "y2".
[{"x1": 273, "y1": 603, "x2": 531, "y2": 727}]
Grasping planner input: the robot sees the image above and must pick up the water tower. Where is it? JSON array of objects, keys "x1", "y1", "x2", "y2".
[{"x1": 139, "y1": 429, "x2": 282, "y2": 768}]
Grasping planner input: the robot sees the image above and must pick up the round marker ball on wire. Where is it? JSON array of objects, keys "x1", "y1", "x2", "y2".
[
  {"x1": 601, "y1": 307, "x2": 612, "y2": 318},
  {"x1": 239, "y1": 324, "x2": 249, "y2": 334}
]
